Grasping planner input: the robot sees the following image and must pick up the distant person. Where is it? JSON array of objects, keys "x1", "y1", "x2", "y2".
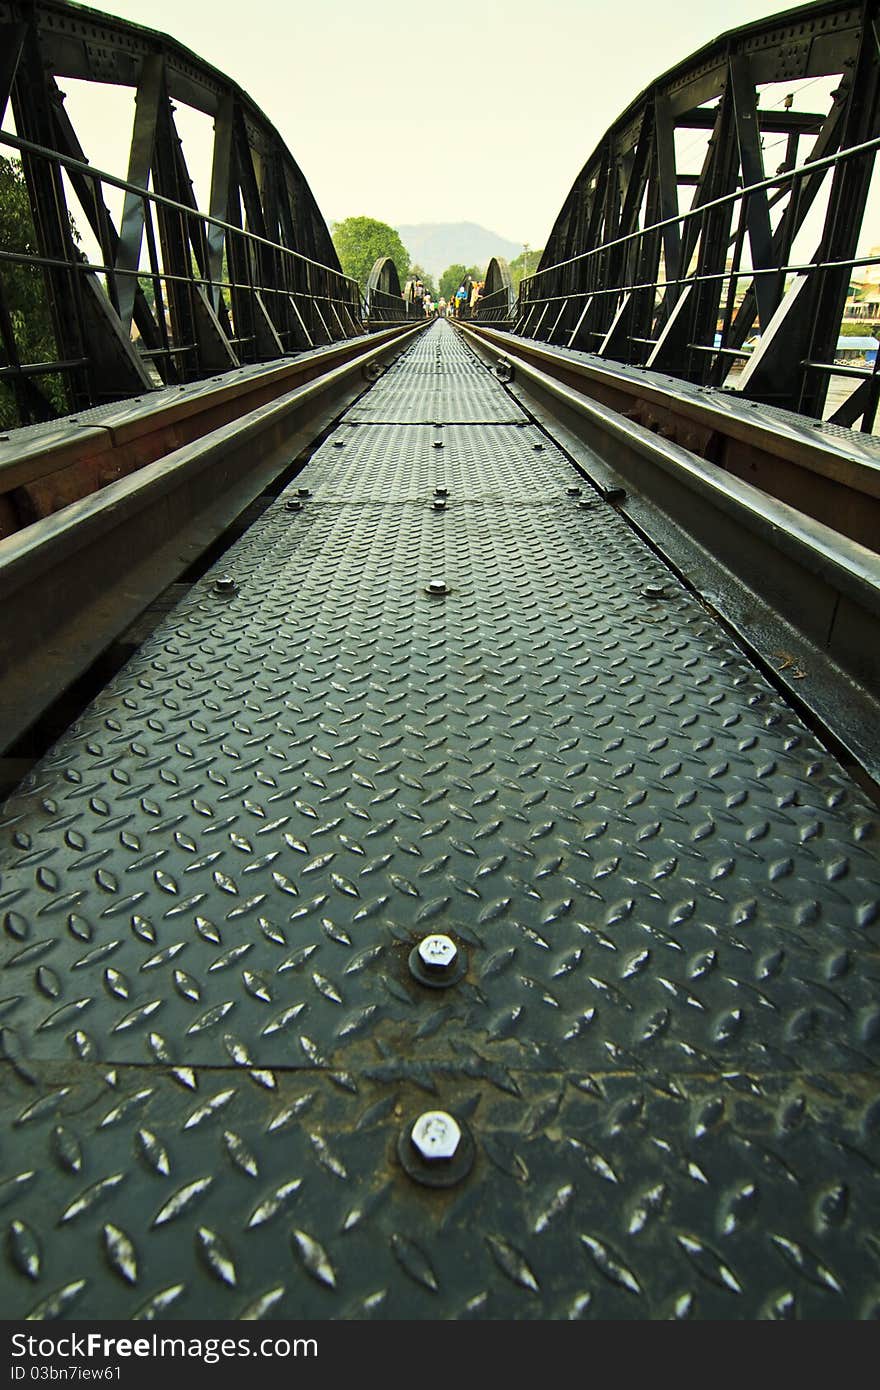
[
  {"x1": 470, "y1": 280, "x2": 483, "y2": 312},
  {"x1": 424, "y1": 296, "x2": 434, "y2": 318},
  {"x1": 413, "y1": 279, "x2": 425, "y2": 318},
  {"x1": 454, "y1": 284, "x2": 467, "y2": 318},
  {"x1": 438, "y1": 297, "x2": 447, "y2": 317}
]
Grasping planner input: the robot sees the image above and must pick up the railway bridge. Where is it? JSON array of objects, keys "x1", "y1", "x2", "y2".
[{"x1": 0, "y1": 0, "x2": 879, "y2": 1321}]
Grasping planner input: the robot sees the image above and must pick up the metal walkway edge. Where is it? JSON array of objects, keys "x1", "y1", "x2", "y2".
[{"x1": 1, "y1": 320, "x2": 879, "y2": 1320}]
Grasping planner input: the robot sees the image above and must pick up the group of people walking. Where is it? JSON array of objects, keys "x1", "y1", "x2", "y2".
[{"x1": 407, "y1": 277, "x2": 485, "y2": 320}]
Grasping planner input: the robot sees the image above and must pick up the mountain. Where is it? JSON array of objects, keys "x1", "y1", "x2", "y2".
[{"x1": 396, "y1": 222, "x2": 523, "y2": 279}]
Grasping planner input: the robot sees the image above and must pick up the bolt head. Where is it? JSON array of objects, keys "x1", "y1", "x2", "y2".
[
  {"x1": 286, "y1": 499, "x2": 302, "y2": 511},
  {"x1": 418, "y1": 934, "x2": 457, "y2": 969},
  {"x1": 434, "y1": 486, "x2": 448, "y2": 497},
  {"x1": 297, "y1": 487, "x2": 311, "y2": 497},
  {"x1": 566, "y1": 486, "x2": 582, "y2": 496},
  {"x1": 213, "y1": 576, "x2": 237, "y2": 595},
  {"x1": 643, "y1": 584, "x2": 666, "y2": 599},
  {"x1": 426, "y1": 579, "x2": 449, "y2": 596},
  {"x1": 411, "y1": 1111, "x2": 461, "y2": 1161}
]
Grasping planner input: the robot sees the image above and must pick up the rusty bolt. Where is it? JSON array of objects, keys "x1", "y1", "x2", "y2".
[{"x1": 213, "y1": 576, "x2": 238, "y2": 596}]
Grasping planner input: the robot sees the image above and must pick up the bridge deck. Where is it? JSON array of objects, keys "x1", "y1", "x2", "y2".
[{"x1": 1, "y1": 320, "x2": 878, "y2": 1319}]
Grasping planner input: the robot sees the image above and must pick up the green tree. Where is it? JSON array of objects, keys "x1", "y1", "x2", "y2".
[
  {"x1": 0, "y1": 155, "x2": 68, "y2": 426},
  {"x1": 508, "y1": 245, "x2": 543, "y2": 293},
  {"x1": 439, "y1": 263, "x2": 483, "y2": 301},
  {"x1": 408, "y1": 264, "x2": 436, "y2": 298},
  {"x1": 331, "y1": 216, "x2": 410, "y2": 293}
]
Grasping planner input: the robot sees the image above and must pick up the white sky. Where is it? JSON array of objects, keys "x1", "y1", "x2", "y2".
[{"x1": 40, "y1": 0, "x2": 802, "y2": 250}]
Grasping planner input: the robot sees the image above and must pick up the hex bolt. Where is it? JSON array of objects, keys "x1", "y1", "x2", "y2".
[
  {"x1": 533, "y1": 442, "x2": 544, "y2": 451},
  {"x1": 425, "y1": 579, "x2": 449, "y2": 596},
  {"x1": 297, "y1": 487, "x2": 311, "y2": 497},
  {"x1": 432, "y1": 499, "x2": 447, "y2": 511},
  {"x1": 643, "y1": 583, "x2": 667, "y2": 600},
  {"x1": 418, "y1": 934, "x2": 458, "y2": 970},
  {"x1": 213, "y1": 576, "x2": 238, "y2": 596},
  {"x1": 434, "y1": 486, "x2": 448, "y2": 497},
  {"x1": 411, "y1": 1111, "x2": 461, "y2": 1161},
  {"x1": 285, "y1": 499, "x2": 302, "y2": 512},
  {"x1": 433, "y1": 441, "x2": 444, "y2": 449},
  {"x1": 566, "y1": 486, "x2": 582, "y2": 496},
  {"x1": 332, "y1": 440, "x2": 345, "y2": 449}
]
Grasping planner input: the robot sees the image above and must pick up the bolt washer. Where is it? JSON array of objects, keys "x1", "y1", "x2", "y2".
[
  {"x1": 408, "y1": 933, "x2": 467, "y2": 988},
  {"x1": 397, "y1": 1110, "x2": 476, "y2": 1189}
]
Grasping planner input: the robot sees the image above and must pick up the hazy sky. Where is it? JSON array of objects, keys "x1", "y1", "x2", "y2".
[{"x1": 46, "y1": 0, "x2": 797, "y2": 250}]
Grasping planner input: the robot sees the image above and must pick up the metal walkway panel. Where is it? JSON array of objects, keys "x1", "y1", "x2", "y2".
[
  {"x1": 349, "y1": 327, "x2": 524, "y2": 423},
  {"x1": 1, "y1": 322, "x2": 879, "y2": 1319},
  {"x1": 300, "y1": 422, "x2": 581, "y2": 500}
]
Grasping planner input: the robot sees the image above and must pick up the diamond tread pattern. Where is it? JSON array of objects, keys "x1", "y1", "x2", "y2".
[{"x1": 0, "y1": 320, "x2": 878, "y2": 1320}]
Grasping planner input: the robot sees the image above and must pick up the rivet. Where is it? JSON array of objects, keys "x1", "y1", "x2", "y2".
[{"x1": 213, "y1": 576, "x2": 238, "y2": 596}]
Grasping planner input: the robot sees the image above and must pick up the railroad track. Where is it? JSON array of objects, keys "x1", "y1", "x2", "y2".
[
  {"x1": 460, "y1": 322, "x2": 880, "y2": 784},
  {"x1": 0, "y1": 323, "x2": 424, "y2": 760},
  {"x1": 0, "y1": 319, "x2": 878, "y2": 1321}
]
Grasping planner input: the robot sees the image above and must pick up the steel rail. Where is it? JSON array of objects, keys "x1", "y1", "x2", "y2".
[
  {"x1": 0, "y1": 325, "x2": 417, "y2": 502},
  {"x1": 460, "y1": 325, "x2": 880, "y2": 516},
  {"x1": 460, "y1": 321, "x2": 880, "y2": 780},
  {"x1": 0, "y1": 322, "x2": 426, "y2": 751}
]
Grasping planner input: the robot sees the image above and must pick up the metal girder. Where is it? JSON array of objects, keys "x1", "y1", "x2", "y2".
[
  {"x1": 0, "y1": 1, "x2": 360, "y2": 421},
  {"x1": 510, "y1": 0, "x2": 880, "y2": 426}
]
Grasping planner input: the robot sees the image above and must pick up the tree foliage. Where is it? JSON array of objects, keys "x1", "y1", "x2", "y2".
[
  {"x1": 508, "y1": 246, "x2": 543, "y2": 292},
  {"x1": 438, "y1": 263, "x2": 483, "y2": 301},
  {"x1": 0, "y1": 155, "x2": 67, "y2": 426},
  {"x1": 331, "y1": 216, "x2": 410, "y2": 293}
]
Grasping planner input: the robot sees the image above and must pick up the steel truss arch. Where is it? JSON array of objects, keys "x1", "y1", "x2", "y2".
[
  {"x1": 478, "y1": 256, "x2": 516, "y2": 323},
  {"x1": 0, "y1": 0, "x2": 362, "y2": 423},
  {"x1": 367, "y1": 255, "x2": 407, "y2": 323},
  {"x1": 511, "y1": 0, "x2": 880, "y2": 430}
]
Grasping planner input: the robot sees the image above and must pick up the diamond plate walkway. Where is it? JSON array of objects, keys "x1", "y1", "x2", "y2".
[{"x1": 1, "y1": 320, "x2": 879, "y2": 1319}]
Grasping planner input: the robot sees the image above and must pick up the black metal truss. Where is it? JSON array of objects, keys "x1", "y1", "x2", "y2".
[
  {"x1": 0, "y1": 0, "x2": 361, "y2": 421},
  {"x1": 366, "y1": 256, "x2": 406, "y2": 324},
  {"x1": 475, "y1": 257, "x2": 516, "y2": 323},
  {"x1": 504, "y1": 0, "x2": 880, "y2": 431}
]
